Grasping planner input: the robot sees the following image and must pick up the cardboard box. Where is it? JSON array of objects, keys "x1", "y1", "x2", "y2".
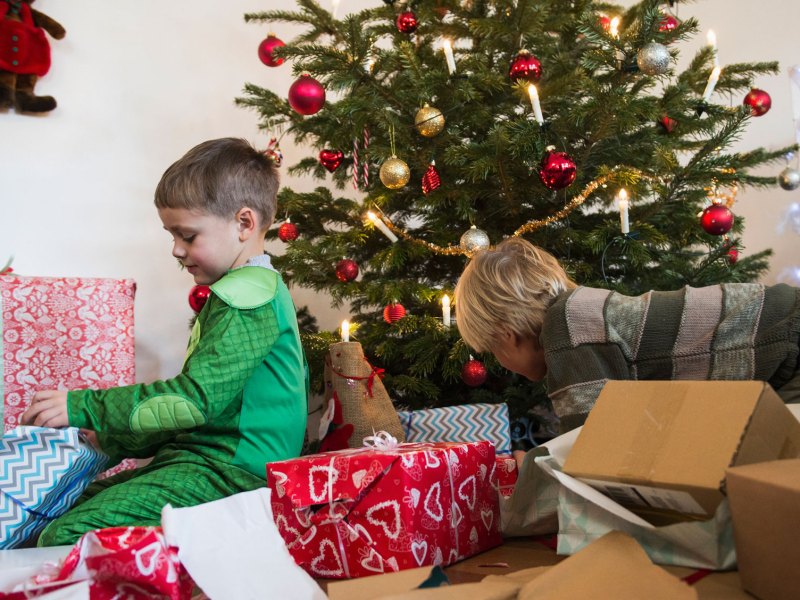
[
  {"x1": 563, "y1": 381, "x2": 800, "y2": 521},
  {"x1": 726, "y1": 459, "x2": 800, "y2": 600}
]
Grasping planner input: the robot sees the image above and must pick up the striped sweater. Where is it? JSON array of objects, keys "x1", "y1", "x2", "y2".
[{"x1": 541, "y1": 283, "x2": 800, "y2": 433}]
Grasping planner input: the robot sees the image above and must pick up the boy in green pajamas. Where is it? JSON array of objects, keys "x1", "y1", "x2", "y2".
[{"x1": 23, "y1": 138, "x2": 308, "y2": 546}]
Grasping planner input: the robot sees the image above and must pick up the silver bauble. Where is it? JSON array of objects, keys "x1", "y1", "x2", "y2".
[
  {"x1": 459, "y1": 226, "x2": 491, "y2": 256},
  {"x1": 778, "y1": 167, "x2": 800, "y2": 191},
  {"x1": 637, "y1": 42, "x2": 670, "y2": 76}
]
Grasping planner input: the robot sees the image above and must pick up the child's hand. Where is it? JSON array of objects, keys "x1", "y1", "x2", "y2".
[{"x1": 21, "y1": 390, "x2": 69, "y2": 428}]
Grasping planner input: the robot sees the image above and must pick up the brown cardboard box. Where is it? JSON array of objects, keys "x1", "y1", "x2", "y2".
[
  {"x1": 726, "y1": 459, "x2": 800, "y2": 600},
  {"x1": 563, "y1": 381, "x2": 800, "y2": 521}
]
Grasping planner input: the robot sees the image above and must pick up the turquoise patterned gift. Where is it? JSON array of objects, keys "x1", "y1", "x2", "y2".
[
  {"x1": 397, "y1": 403, "x2": 511, "y2": 454},
  {"x1": 0, "y1": 426, "x2": 108, "y2": 548}
]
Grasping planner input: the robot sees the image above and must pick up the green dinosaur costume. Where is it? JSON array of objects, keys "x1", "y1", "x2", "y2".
[{"x1": 38, "y1": 259, "x2": 308, "y2": 546}]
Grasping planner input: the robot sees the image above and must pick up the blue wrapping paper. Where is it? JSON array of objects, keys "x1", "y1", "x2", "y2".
[{"x1": 0, "y1": 426, "x2": 108, "y2": 548}]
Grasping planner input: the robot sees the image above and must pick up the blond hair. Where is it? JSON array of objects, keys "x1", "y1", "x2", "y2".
[
  {"x1": 454, "y1": 238, "x2": 576, "y2": 353},
  {"x1": 154, "y1": 138, "x2": 279, "y2": 231}
]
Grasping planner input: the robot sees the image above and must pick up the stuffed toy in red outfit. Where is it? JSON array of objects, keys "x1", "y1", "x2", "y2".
[{"x1": 0, "y1": 0, "x2": 65, "y2": 113}]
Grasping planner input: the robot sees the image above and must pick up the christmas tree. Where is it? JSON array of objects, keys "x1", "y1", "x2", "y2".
[{"x1": 238, "y1": 0, "x2": 795, "y2": 442}]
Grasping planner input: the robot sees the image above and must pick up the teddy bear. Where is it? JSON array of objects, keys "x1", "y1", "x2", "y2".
[{"x1": 0, "y1": 0, "x2": 65, "y2": 113}]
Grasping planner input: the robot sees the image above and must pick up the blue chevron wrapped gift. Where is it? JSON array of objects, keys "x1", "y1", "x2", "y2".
[
  {"x1": 0, "y1": 426, "x2": 108, "y2": 548},
  {"x1": 397, "y1": 403, "x2": 511, "y2": 454}
]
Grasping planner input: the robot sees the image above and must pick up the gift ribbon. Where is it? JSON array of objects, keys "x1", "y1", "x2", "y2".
[
  {"x1": 325, "y1": 355, "x2": 385, "y2": 397},
  {"x1": 326, "y1": 456, "x2": 352, "y2": 578},
  {"x1": 362, "y1": 430, "x2": 400, "y2": 451}
]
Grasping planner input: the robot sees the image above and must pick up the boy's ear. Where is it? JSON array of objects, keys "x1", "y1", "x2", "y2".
[{"x1": 235, "y1": 207, "x2": 259, "y2": 240}]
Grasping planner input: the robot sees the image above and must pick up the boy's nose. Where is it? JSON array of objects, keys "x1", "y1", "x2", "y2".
[{"x1": 172, "y1": 243, "x2": 186, "y2": 259}]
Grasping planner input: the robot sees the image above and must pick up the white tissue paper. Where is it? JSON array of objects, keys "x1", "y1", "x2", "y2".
[{"x1": 161, "y1": 488, "x2": 327, "y2": 600}]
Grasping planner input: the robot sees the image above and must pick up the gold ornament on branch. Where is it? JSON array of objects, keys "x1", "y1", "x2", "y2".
[
  {"x1": 379, "y1": 155, "x2": 411, "y2": 189},
  {"x1": 414, "y1": 103, "x2": 445, "y2": 138}
]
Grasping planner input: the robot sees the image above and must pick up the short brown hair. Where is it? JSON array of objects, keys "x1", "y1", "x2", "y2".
[
  {"x1": 454, "y1": 238, "x2": 576, "y2": 353},
  {"x1": 154, "y1": 138, "x2": 279, "y2": 230}
]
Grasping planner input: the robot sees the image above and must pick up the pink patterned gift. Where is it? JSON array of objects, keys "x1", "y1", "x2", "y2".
[{"x1": 1, "y1": 275, "x2": 136, "y2": 476}]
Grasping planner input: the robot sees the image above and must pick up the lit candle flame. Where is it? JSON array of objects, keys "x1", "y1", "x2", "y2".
[{"x1": 341, "y1": 319, "x2": 350, "y2": 342}]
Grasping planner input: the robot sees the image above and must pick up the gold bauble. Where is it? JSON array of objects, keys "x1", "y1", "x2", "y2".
[
  {"x1": 379, "y1": 155, "x2": 411, "y2": 189},
  {"x1": 414, "y1": 104, "x2": 445, "y2": 138}
]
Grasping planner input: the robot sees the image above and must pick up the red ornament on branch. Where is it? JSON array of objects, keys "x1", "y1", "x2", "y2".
[
  {"x1": 508, "y1": 50, "x2": 542, "y2": 83},
  {"x1": 538, "y1": 148, "x2": 577, "y2": 190},
  {"x1": 383, "y1": 302, "x2": 406, "y2": 323},
  {"x1": 258, "y1": 34, "x2": 285, "y2": 67},
  {"x1": 658, "y1": 14, "x2": 679, "y2": 32},
  {"x1": 319, "y1": 149, "x2": 344, "y2": 172},
  {"x1": 461, "y1": 359, "x2": 488, "y2": 387},
  {"x1": 396, "y1": 11, "x2": 418, "y2": 33},
  {"x1": 288, "y1": 73, "x2": 326, "y2": 115},
  {"x1": 188, "y1": 285, "x2": 211, "y2": 313},
  {"x1": 726, "y1": 245, "x2": 739, "y2": 264},
  {"x1": 278, "y1": 221, "x2": 299, "y2": 242},
  {"x1": 421, "y1": 161, "x2": 441, "y2": 195},
  {"x1": 599, "y1": 15, "x2": 611, "y2": 31},
  {"x1": 743, "y1": 88, "x2": 771, "y2": 117},
  {"x1": 700, "y1": 204, "x2": 735, "y2": 235},
  {"x1": 335, "y1": 259, "x2": 359, "y2": 282},
  {"x1": 658, "y1": 115, "x2": 677, "y2": 133}
]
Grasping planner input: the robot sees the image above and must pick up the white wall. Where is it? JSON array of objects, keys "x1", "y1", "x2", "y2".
[{"x1": 2, "y1": 0, "x2": 798, "y2": 385}]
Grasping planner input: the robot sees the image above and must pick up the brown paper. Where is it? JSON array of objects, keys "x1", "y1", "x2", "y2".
[
  {"x1": 324, "y1": 341, "x2": 405, "y2": 447},
  {"x1": 514, "y1": 531, "x2": 697, "y2": 599}
]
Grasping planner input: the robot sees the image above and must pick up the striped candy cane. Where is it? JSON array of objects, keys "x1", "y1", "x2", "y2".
[
  {"x1": 362, "y1": 127, "x2": 370, "y2": 189},
  {"x1": 352, "y1": 135, "x2": 360, "y2": 190}
]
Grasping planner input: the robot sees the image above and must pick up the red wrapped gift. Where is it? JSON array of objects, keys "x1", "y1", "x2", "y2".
[
  {"x1": 267, "y1": 438, "x2": 502, "y2": 579},
  {"x1": 494, "y1": 455, "x2": 519, "y2": 498},
  {"x1": 1, "y1": 275, "x2": 137, "y2": 477},
  {"x1": 53, "y1": 526, "x2": 193, "y2": 599}
]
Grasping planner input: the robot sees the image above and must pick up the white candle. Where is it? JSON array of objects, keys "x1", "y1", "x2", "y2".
[
  {"x1": 331, "y1": 0, "x2": 340, "y2": 18},
  {"x1": 442, "y1": 39, "x2": 457, "y2": 75},
  {"x1": 527, "y1": 84, "x2": 544, "y2": 125},
  {"x1": 617, "y1": 189, "x2": 630, "y2": 234},
  {"x1": 702, "y1": 66, "x2": 722, "y2": 102},
  {"x1": 706, "y1": 30, "x2": 719, "y2": 68},
  {"x1": 367, "y1": 211, "x2": 398, "y2": 243},
  {"x1": 609, "y1": 16, "x2": 620, "y2": 38},
  {"x1": 341, "y1": 320, "x2": 350, "y2": 342},
  {"x1": 442, "y1": 294, "x2": 451, "y2": 328}
]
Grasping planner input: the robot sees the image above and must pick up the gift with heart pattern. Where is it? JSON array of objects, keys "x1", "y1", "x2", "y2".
[{"x1": 266, "y1": 440, "x2": 502, "y2": 579}]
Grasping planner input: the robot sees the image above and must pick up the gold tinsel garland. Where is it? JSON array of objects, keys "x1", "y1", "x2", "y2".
[{"x1": 379, "y1": 166, "x2": 652, "y2": 256}]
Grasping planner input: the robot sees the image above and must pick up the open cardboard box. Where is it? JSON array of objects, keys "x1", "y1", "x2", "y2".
[{"x1": 563, "y1": 381, "x2": 800, "y2": 522}]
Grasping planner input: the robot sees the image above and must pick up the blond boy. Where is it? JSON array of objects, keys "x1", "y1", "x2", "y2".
[{"x1": 455, "y1": 237, "x2": 800, "y2": 434}]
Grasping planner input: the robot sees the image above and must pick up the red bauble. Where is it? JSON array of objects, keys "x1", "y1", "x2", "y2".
[
  {"x1": 396, "y1": 11, "x2": 418, "y2": 33},
  {"x1": 538, "y1": 149, "x2": 577, "y2": 190},
  {"x1": 258, "y1": 34, "x2": 285, "y2": 67},
  {"x1": 288, "y1": 74, "x2": 326, "y2": 116},
  {"x1": 461, "y1": 359, "x2": 488, "y2": 387},
  {"x1": 658, "y1": 115, "x2": 677, "y2": 133},
  {"x1": 319, "y1": 149, "x2": 344, "y2": 172},
  {"x1": 421, "y1": 161, "x2": 441, "y2": 195},
  {"x1": 658, "y1": 14, "x2": 679, "y2": 32},
  {"x1": 700, "y1": 204, "x2": 735, "y2": 235},
  {"x1": 278, "y1": 221, "x2": 299, "y2": 242},
  {"x1": 508, "y1": 50, "x2": 542, "y2": 83},
  {"x1": 383, "y1": 302, "x2": 406, "y2": 323},
  {"x1": 188, "y1": 285, "x2": 211, "y2": 313},
  {"x1": 599, "y1": 15, "x2": 611, "y2": 31},
  {"x1": 726, "y1": 245, "x2": 739, "y2": 265},
  {"x1": 335, "y1": 259, "x2": 359, "y2": 282},
  {"x1": 743, "y1": 88, "x2": 771, "y2": 117}
]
